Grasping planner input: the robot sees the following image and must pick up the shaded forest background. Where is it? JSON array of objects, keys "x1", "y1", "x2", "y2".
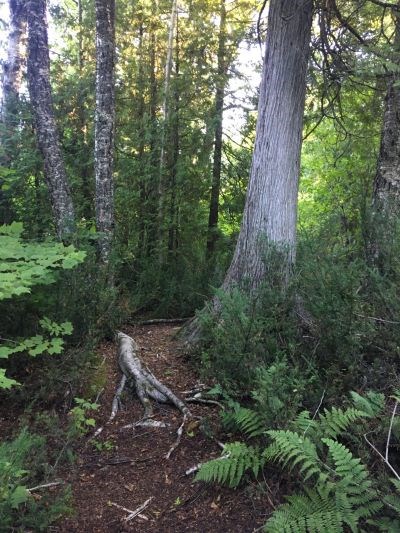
[{"x1": 1, "y1": 0, "x2": 400, "y2": 530}]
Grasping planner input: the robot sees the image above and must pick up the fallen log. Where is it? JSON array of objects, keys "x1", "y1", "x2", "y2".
[{"x1": 97, "y1": 332, "x2": 190, "y2": 459}]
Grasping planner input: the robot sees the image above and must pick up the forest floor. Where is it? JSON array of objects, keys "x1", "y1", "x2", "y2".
[{"x1": 54, "y1": 324, "x2": 268, "y2": 532}]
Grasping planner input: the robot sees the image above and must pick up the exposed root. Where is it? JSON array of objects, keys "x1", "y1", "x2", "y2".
[{"x1": 101, "y1": 332, "x2": 191, "y2": 458}]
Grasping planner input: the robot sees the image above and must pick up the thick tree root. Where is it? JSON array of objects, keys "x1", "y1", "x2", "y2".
[{"x1": 98, "y1": 332, "x2": 191, "y2": 458}]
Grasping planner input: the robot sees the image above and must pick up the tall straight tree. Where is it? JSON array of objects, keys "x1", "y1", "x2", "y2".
[
  {"x1": 1, "y1": 0, "x2": 26, "y2": 124},
  {"x1": 27, "y1": 0, "x2": 75, "y2": 239},
  {"x1": 158, "y1": 0, "x2": 178, "y2": 261},
  {"x1": 94, "y1": 0, "x2": 115, "y2": 261},
  {"x1": 206, "y1": 0, "x2": 227, "y2": 259},
  {"x1": 373, "y1": 2, "x2": 400, "y2": 215},
  {"x1": 221, "y1": 0, "x2": 313, "y2": 291}
]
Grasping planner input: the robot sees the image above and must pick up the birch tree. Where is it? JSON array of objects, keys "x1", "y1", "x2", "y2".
[
  {"x1": 94, "y1": 0, "x2": 115, "y2": 261},
  {"x1": 1, "y1": 0, "x2": 26, "y2": 124},
  {"x1": 26, "y1": 0, "x2": 75, "y2": 239}
]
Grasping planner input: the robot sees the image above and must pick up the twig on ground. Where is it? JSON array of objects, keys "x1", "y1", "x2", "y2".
[
  {"x1": 304, "y1": 388, "x2": 326, "y2": 435},
  {"x1": 109, "y1": 497, "x2": 153, "y2": 522},
  {"x1": 135, "y1": 318, "x2": 192, "y2": 326},
  {"x1": 185, "y1": 396, "x2": 225, "y2": 409},
  {"x1": 28, "y1": 481, "x2": 64, "y2": 492},
  {"x1": 364, "y1": 400, "x2": 400, "y2": 481}
]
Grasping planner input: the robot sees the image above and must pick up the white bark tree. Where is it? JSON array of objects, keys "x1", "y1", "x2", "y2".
[{"x1": 1, "y1": 0, "x2": 26, "y2": 124}]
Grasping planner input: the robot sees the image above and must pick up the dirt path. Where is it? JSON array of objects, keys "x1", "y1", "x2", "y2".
[{"x1": 58, "y1": 324, "x2": 267, "y2": 532}]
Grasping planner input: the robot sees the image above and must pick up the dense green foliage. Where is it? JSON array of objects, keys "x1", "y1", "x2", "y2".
[{"x1": 1, "y1": 0, "x2": 400, "y2": 528}]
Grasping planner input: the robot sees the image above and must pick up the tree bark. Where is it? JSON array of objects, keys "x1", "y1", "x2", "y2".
[
  {"x1": 221, "y1": 0, "x2": 313, "y2": 291},
  {"x1": 372, "y1": 4, "x2": 400, "y2": 215},
  {"x1": 206, "y1": 0, "x2": 227, "y2": 259},
  {"x1": 1, "y1": 0, "x2": 27, "y2": 124},
  {"x1": 95, "y1": 0, "x2": 116, "y2": 261},
  {"x1": 158, "y1": 0, "x2": 178, "y2": 262},
  {"x1": 26, "y1": 0, "x2": 75, "y2": 240},
  {"x1": 167, "y1": 13, "x2": 180, "y2": 255}
]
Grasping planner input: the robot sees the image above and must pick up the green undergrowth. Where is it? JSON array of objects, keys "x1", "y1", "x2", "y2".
[
  {"x1": 196, "y1": 390, "x2": 400, "y2": 532},
  {"x1": 0, "y1": 428, "x2": 72, "y2": 531}
]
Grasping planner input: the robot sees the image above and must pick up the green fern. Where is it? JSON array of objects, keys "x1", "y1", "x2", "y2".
[
  {"x1": 195, "y1": 442, "x2": 262, "y2": 488},
  {"x1": 264, "y1": 433, "x2": 382, "y2": 532},
  {"x1": 264, "y1": 430, "x2": 320, "y2": 481},
  {"x1": 223, "y1": 406, "x2": 265, "y2": 437},
  {"x1": 350, "y1": 391, "x2": 385, "y2": 418},
  {"x1": 318, "y1": 407, "x2": 367, "y2": 439},
  {"x1": 265, "y1": 489, "x2": 343, "y2": 533}
]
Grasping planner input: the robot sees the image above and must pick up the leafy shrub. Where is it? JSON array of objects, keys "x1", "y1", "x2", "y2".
[
  {"x1": 0, "y1": 429, "x2": 71, "y2": 530},
  {"x1": 197, "y1": 280, "x2": 298, "y2": 397},
  {"x1": 0, "y1": 222, "x2": 85, "y2": 389}
]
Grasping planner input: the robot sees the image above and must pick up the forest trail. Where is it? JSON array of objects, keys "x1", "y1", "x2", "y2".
[{"x1": 58, "y1": 324, "x2": 266, "y2": 532}]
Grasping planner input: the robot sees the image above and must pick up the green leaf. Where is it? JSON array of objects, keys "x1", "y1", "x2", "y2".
[
  {"x1": 10, "y1": 485, "x2": 29, "y2": 509},
  {"x1": 0, "y1": 368, "x2": 19, "y2": 389}
]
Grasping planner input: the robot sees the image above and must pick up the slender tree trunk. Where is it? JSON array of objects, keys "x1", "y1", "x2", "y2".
[
  {"x1": 373, "y1": 4, "x2": 400, "y2": 215},
  {"x1": 137, "y1": 20, "x2": 148, "y2": 257},
  {"x1": 0, "y1": 0, "x2": 27, "y2": 224},
  {"x1": 168, "y1": 13, "x2": 180, "y2": 255},
  {"x1": 77, "y1": 0, "x2": 92, "y2": 221},
  {"x1": 1, "y1": 0, "x2": 27, "y2": 124},
  {"x1": 221, "y1": 0, "x2": 313, "y2": 291},
  {"x1": 94, "y1": 0, "x2": 116, "y2": 261},
  {"x1": 206, "y1": 0, "x2": 226, "y2": 259},
  {"x1": 158, "y1": 0, "x2": 178, "y2": 261},
  {"x1": 26, "y1": 0, "x2": 75, "y2": 240}
]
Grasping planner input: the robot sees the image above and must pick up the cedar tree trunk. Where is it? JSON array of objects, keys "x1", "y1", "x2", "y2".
[{"x1": 221, "y1": 0, "x2": 313, "y2": 291}]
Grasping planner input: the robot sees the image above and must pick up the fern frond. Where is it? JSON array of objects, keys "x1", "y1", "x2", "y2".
[
  {"x1": 291, "y1": 410, "x2": 318, "y2": 435},
  {"x1": 265, "y1": 430, "x2": 320, "y2": 481},
  {"x1": 264, "y1": 489, "x2": 342, "y2": 533},
  {"x1": 195, "y1": 442, "x2": 261, "y2": 488},
  {"x1": 223, "y1": 406, "x2": 265, "y2": 437},
  {"x1": 323, "y1": 438, "x2": 381, "y2": 528},
  {"x1": 318, "y1": 407, "x2": 367, "y2": 439},
  {"x1": 350, "y1": 391, "x2": 385, "y2": 417}
]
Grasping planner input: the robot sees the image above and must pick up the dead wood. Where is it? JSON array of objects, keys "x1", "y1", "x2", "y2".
[
  {"x1": 99, "y1": 332, "x2": 190, "y2": 458},
  {"x1": 134, "y1": 317, "x2": 192, "y2": 326}
]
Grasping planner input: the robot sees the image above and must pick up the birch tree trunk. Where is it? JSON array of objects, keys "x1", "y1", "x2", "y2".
[
  {"x1": 94, "y1": 0, "x2": 115, "y2": 261},
  {"x1": 1, "y1": 0, "x2": 26, "y2": 124},
  {"x1": 221, "y1": 0, "x2": 313, "y2": 291},
  {"x1": 372, "y1": 4, "x2": 400, "y2": 216},
  {"x1": 26, "y1": 0, "x2": 75, "y2": 240},
  {"x1": 206, "y1": 0, "x2": 227, "y2": 259}
]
